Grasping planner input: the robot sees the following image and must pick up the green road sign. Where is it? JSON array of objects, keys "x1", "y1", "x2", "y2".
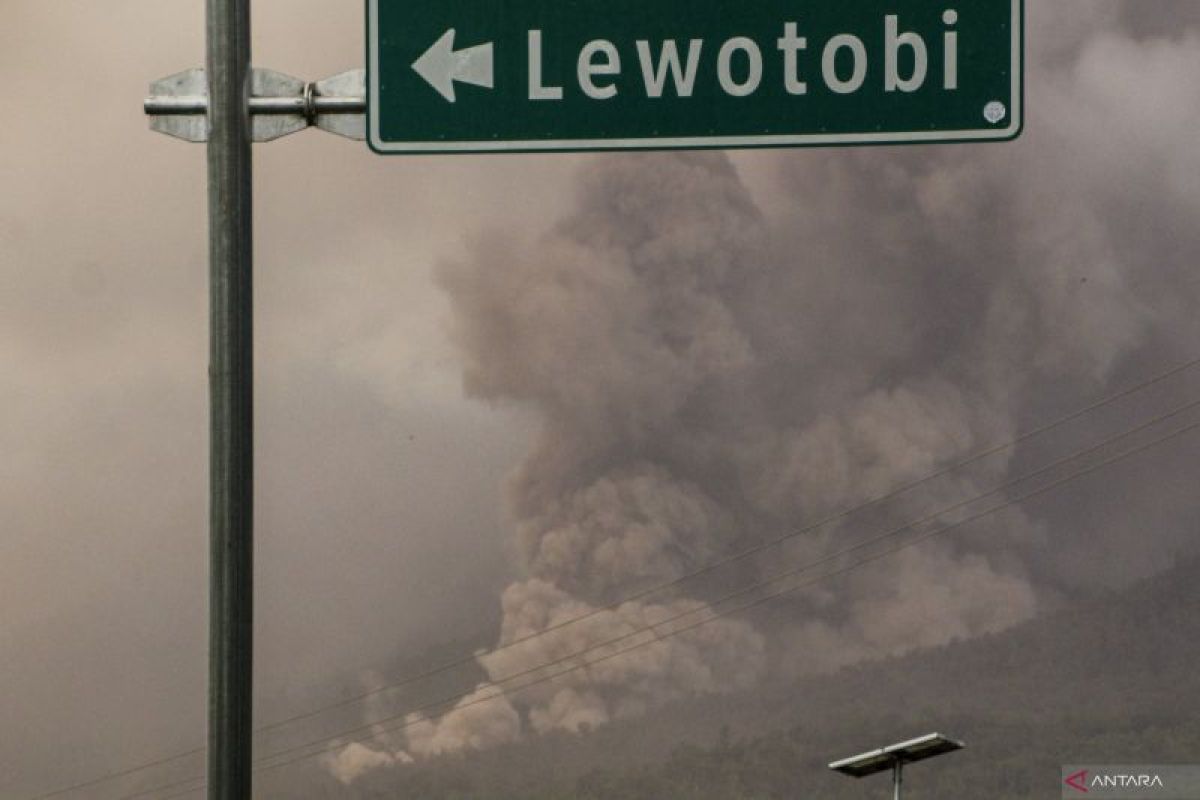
[{"x1": 367, "y1": 0, "x2": 1022, "y2": 154}]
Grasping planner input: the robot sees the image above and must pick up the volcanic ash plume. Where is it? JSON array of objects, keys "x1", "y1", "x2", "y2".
[{"x1": 327, "y1": 4, "x2": 1200, "y2": 774}]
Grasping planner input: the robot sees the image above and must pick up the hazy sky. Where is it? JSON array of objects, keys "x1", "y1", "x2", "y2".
[
  {"x1": 1, "y1": 1, "x2": 575, "y2": 792},
  {"x1": 2, "y1": 2, "x2": 1199, "y2": 798}
]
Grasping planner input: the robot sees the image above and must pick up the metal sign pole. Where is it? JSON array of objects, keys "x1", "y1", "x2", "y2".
[
  {"x1": 206, "y1": 0, "x2": 254, "y2": 796},
  {"x1": 893, "y1": 760, "x2": 903, "y2": 800},
  {"x1": 144, "y1": 6, "x2": 364, "y2": 796}
]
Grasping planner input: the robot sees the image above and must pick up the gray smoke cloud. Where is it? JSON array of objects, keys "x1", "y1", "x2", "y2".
[{"x1": 330, "y1": 1, "x2": 1200, "y2": 778}]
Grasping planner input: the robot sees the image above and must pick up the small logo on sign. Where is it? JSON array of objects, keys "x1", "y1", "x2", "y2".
[
  {"x1": 1065, "y1": 769, "x2": 1090, "y2": 793},
  {"x1": 983, "y1": 101, "x2": 1007, "y2": 124}
]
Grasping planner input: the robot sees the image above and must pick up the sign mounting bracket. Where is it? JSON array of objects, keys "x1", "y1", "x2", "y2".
[{"x1": 144, "y1": 67, "x2": 367, "y2": 142}]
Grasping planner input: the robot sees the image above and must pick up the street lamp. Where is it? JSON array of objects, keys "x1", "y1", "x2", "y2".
[{"x1": 828, "y1": 732, "x2": 964, "y2": 800}]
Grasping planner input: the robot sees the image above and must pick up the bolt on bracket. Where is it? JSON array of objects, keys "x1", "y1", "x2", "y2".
[{"x1": 144, "y1": 68, "x2": 366, "y2": 143}]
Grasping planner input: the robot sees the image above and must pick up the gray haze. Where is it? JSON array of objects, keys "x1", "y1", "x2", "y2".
[
  {"x1": 2, "y1": 1, "x2": 575, "y2": 795},
  {"x1": 2, "y1": 1, "x2": 1198, "y2": 797}
]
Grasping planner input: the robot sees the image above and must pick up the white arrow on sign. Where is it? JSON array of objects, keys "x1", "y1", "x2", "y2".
[{"x1": 411, "y1": 29, "x2": 495, "y2": 103}]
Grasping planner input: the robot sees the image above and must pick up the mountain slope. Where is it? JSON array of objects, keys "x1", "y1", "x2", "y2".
[{"x1": 287, "y1": 554, "x2": 1200, "y2": 798}]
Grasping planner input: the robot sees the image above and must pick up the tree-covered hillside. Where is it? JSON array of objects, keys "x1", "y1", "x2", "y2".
[{"x1": 292, "y1": 555, "x2": 1200, "y2": 798}]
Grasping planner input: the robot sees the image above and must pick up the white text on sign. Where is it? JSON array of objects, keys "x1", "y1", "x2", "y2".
[{"x1": 527, "y1": 12, "x2": 963, "y2": 101}]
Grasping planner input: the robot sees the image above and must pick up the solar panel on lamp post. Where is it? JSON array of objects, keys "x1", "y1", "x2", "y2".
[{"x1": 828, "y1": 733, "x2": 964, "y2": 800}]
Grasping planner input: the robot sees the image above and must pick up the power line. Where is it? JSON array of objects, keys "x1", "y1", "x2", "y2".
[
  {"x1": 202, "y1": 408, "x2": 1200, "y2": 785},
  {"x1": 246, "y1": 353, "x2": 1200, "y2": 726},
  {"x1": 139, "y1": 408, "x2": 1200, "y2": 799},
  {"x1": 160, "y1": 416, "x2": 1200, "y2": 800},
  {"x1": 263, "y1": 392, "x2": 1200, "y2": 761},
  {"x1": 25, "y1": 354, "x2": 1199, "y2": 800},
  {"x1": 184, "y1": 355, "x2": 1200, "y2": 727}
]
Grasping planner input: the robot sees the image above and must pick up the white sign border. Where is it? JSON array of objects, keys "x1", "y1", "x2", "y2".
[{"x1": 367, "y1": 0, "x2": 1023, "y2": 154}]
